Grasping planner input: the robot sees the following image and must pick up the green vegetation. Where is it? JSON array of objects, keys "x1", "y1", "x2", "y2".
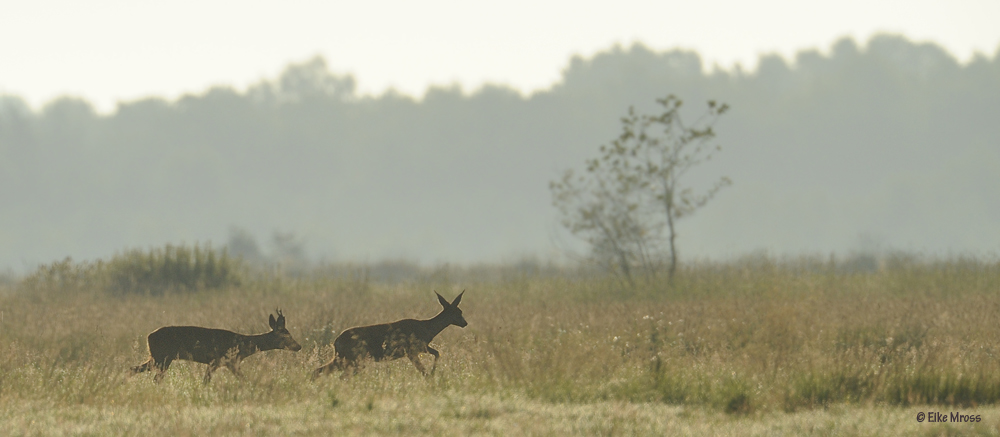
[
  {"x1": 2, "y1": 251, "x2": 1000, "y2": 434},
  {"x1": 21, "y1": 244, "x2": 241, "y2": 295}
]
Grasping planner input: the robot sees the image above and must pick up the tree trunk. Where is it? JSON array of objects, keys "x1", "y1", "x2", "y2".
[
  {"x1": 616, "y1": 247, "x2": 634, "y2": 288},
  {"x1": 667, "y1": 210, "x2": 677, "y2": 283}
]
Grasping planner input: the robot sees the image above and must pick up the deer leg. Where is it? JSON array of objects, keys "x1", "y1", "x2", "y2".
[
  {"x1": 341, "y1": 359, "x2": 360, "y2": 380},
  {"x1": 131, "y1": 358, "x2": 153, "y2": 375},
  {"x1": 311, "y1": 365, "x2": 326, "y2": 380},
  {"x1": 407, "y1": 352, "x2": 428, "y2": 376},
  {"x1": 426, "y1": 346, "x2": 440, "y2": 375},
  {"x1": 225, "y1": 360, "x2": 243, "y2": 379},
  {"x1": 312, "y1": 363, "x2": 332, "y2": 380},
  {"x1": 312, "y1": 356, "x2": 342, "y2": 380},
  {"x1": 203, "y1": 361, "x2": 220, "y2": 384},
  {"x1": 153, "y1": 359, "x2": 171, "y2": 383},
  {"x1": 337, "y1": 358, "x2": 366, "y2": 380}
]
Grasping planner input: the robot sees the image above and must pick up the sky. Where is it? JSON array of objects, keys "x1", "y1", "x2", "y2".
[{"x1": 2, "y1": 0, "x2": 999, "y2": 114}]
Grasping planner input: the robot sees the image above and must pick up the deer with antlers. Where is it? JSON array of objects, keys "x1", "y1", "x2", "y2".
[
  {"x1": 312, "y1": 291, "x2": 467, "y2": 379},
  {"x1": 131, "y1": 309, "x2": 302, "y2": 384}
]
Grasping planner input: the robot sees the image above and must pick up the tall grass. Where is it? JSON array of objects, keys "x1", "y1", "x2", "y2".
[{"x1": 2, "y1": 251, "x2": 1000, "y2": 426}]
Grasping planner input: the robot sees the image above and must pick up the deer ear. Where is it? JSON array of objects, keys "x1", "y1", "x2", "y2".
[
  {"x1": 269, "y1": 314, "x2": 277, "y2": 330},
  {"x1": 452, "y1": 290, "x2": 464, "y2": 306},
  {"x1": 436, "y1": 291, "x2": 449, "y2": 308}
]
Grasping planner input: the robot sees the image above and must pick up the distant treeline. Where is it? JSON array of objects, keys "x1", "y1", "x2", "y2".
[{"x1": 1, "y1": 34, "x2": 999, "y2": 268}]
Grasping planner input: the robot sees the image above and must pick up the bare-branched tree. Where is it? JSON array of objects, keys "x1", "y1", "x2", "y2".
[{"x1": 551, "y1": 95, "x2": 731, "y2": 283}]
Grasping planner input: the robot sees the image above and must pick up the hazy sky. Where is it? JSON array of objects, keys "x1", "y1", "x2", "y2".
[{"x1": 2, "y1": 0, "x2": 999, "y2": 113}]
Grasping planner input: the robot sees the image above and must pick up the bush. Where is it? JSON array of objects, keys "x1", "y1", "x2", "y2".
[{"x1": 23, "y1": 243, "x2": 242, "y2": 295}]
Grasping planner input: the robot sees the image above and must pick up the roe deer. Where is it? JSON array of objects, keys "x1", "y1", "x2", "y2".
[
  {"x1": 131, "y1": 309, "x2": 302, "y2": 384},
  {"x1": 312, "y1": 291, "x2": 467, "y2": 379}
]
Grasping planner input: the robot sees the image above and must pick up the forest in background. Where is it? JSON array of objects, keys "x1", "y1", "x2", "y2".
[{"x1": 2, "y1": 34, "x2": 999, "y2": 270}]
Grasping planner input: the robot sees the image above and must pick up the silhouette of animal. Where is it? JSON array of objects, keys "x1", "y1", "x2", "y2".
[
  {"x1": 131, "y1": 309, "x2": 302, "y2": 383},
  {"x1": 312, "y1": 291, "x2": 467, "y2": 379}
]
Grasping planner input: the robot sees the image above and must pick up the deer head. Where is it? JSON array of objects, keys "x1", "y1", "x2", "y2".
[
  {"x1": 268, "y1": 309, "x2": 302, "y2": 351},
  {"x1": 436, "y1": 290, "x2": 468, "y2": 328}
]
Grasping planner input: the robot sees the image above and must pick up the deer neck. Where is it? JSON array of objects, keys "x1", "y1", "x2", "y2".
[{"x1": 423, "y1": 311, "x2": 454, "y2": 340}]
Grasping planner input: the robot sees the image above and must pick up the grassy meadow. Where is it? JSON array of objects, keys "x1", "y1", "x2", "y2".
[{"x1": 2, "y1": 249, "x2": 1000, "y2": 435}]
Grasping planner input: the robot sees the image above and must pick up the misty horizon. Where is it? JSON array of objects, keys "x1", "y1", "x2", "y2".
[{"x1": 2, "y1": 34, "x2": 999, "y2": 271}]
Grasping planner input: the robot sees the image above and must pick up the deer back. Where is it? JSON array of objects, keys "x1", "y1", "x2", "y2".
[{"x1": 147, "y1": 326, "x2": 245, "y2": 364}]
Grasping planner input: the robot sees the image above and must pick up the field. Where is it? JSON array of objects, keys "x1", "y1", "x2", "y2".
[{"x1": 2, "y1": 252, "x2": 1000, "y2": 435}]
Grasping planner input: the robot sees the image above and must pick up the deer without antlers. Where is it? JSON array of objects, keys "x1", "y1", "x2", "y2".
[
  {"x1": 131, "y1": 309, "x2": 302, "y2": 384},
  {"x1": 312, "y1": 291, "x2": 467, "y2": 379}
]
